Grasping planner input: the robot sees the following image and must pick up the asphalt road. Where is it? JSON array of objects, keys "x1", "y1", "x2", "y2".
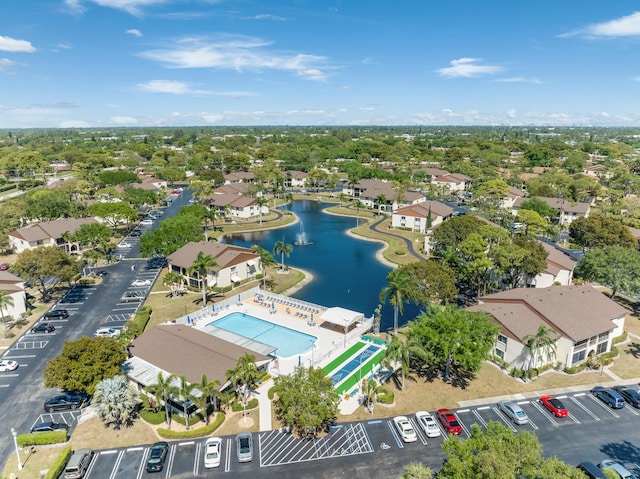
[
  {"x1": 66, "y1": 386, "x2": 640, "y2": 478},
  {"x1": 0, "y1": 188, "x2": 192, "y2": 467}
]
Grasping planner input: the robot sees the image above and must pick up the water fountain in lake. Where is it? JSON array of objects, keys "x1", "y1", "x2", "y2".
[{"x1": 295, "y1": 220, "x2": 313, "y2": 245}]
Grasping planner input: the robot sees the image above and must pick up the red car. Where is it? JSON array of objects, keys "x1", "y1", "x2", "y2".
[
  {"x1": 539, "y1": 395, "x2": 568, "y2": 417},
  {"x1": 437, "y1": 408, "x2": 462, "y2": 435},
  {"x1": 0, "y1": 263, "x2": 9, "y2": 271}
]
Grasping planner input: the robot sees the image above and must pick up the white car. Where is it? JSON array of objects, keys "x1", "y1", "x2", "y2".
[
  {"x1": 0, "y1": 359, "x2": 18, "y2": 372},
  {"x1": 140, "y1": 219, "x2": 153, "y2": 226},
  {"x1": 204, "y1": 437, "x2": 222, "y2": 468},
  {"x1": 131, "y1": 279, "x2": 152, "y2": 287},
  {"x1": 117, "y1": 242, "x2": 132, "y2": 248},
  {"x1": 95, "y1": 327, "x2": 120, "y2": 338},
  {"x1": 393, "y1": 415, "x2": 417, "y2": 443},
  {"x1": 415, "y1": 411, "x2": 441, "y2": 438}
]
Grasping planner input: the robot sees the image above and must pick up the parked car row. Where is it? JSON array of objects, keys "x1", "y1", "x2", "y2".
[{"x1": 577, "y1": 460, "x2": 638, "y2": 479}]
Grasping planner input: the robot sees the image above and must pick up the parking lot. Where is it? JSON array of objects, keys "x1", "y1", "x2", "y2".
[{"x1": 66, "y1": 386, "x2": 640, "y2": 478}]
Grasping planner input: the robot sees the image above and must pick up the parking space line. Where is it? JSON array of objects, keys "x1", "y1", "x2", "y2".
[
  {"x1": 472, "y1": 409, "x2": 488, "y2": 428},
  {"x1": 571, "y1": 396, "x2": 603, "y2": 420},
  {"x1": 192, "y1": 441, "x2": 201, "y2": 477},
  {"x1": 586, "y1": 395, "x2": 621, "y2": 418},
  {"x1": 387, "y1": 420, "x2": 404, "y2": 448},
  {"x1": 477, "y1": 406, "x2": 490, "y2": 410},
  {"x1": 492, "y1": 406, "x2": 517, "y2": 432},
  {"x1": 136, "y1": 448, "x2": 148, "y2": 479},
  {"x1": 621, "y1": 405, "x2": 640, "y2": 416},
  {"x1": 409, "y1": 416, "x2": 428, "y2": 445},
  {"x1": 224, "y1": 438, "x2": 232, "y2": 472},
  {"x1": 527, "y1": 417, "x2": 538, "y2": 430},
  {"x1": 530, "y1": 400, "x2": 562, "y2": 426},
  {"x1": 109, "y1": 450, "x2": 125, "y2": 479}
]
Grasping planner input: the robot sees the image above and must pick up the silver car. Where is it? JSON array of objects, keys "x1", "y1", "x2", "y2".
[
  {"x1": 236, "y1": 432, "x2": 253, "y2": 463},
  {"x1": 497, "y1": 400, "x2": 529, "y2": 425}
]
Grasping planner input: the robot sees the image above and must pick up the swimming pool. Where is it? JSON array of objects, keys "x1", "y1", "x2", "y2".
[{"x1": 207, "y1": 312, "x2": 317, "y2": 358}]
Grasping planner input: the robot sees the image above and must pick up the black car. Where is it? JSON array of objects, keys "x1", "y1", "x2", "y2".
[
  {"x1": 43, "y1": 393, "x2": 90, "y2": 412},
  {"x1": 130, "y1": 229, "x2": 142, "y2": 237},
  {"x1": 31, "y1": 322, "x2": 55, "y2": 334},
  {"x1": 612, "y1": 386, "x2": 640, "y2": 408},
  {"x1": 146, "y1": 441, "x2": 169, "y2": 472},
  {"x1": 43, "y1": 309, "x2": 69, "y2": 319},
  {"x1": 30, "y1": 421, "x2": 70, "y2": 433}
]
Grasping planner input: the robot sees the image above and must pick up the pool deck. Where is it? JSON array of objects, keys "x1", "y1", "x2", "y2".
[{"x1": 178, "y1": 287, "x2": 380, "y2": 422}]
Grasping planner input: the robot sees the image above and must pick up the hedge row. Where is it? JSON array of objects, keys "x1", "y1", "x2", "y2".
[
  {"x1": 44, "y1": 446, "x2": 72, "y2": 479},
  {"x1": 125, "y1": 306, "x2": 152, "y2": 336},
  {"x1": 17, "y1": 430, "x2": 68, "y2": 446},
  {"x1": 156, "y1": 412, "x2": 225, "y2": 439}
]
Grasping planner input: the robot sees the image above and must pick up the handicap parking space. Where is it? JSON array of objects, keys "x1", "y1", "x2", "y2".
[
  {"x1": 259, "y1": 422, "x2": 373, "y2": 467},
  {"x1": 104, "y1": 314, "x2": 134, "y2": 324},
  {"x1": 13, "y1": 339, "x2": 52, "y2": 350},
  {"x1": 35, "y1": 409, "x2": 83, "y2": 427}
]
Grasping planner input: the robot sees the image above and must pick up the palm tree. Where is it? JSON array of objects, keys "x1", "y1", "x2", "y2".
[
  {"x1": 400, "y1": 462, "x2": 434, "y2": 479},
  {"x1": 354, "y1": 200, "x2": 364, "y2": 226},
  {"x1": 375, "y1": 193, "x2": 387, "y2": 214},
  {"x1": 188, "y1": 251, "x2": 218, "y2": 306},
  {"x1": 379, "y1": 268, "x2": 417, "y2": 335},
  {"x1": 255, "y1": 196, "x2": 269, "y2": 225},
  {"x1": 92, "y1": 375, "x2": 139, "y2": 430},
  {"x1": 178, "y1": 375, "x2": 199, "y2": 430},
  {"x1": 163, "y1": 271, "x2": 184, "y2": 298},
  {"x1": 361, "y1": 378, "x2": 380, "y2": 414},
  {"x1": 251, "y1": 245, "x2": 277, "y2": 290},
  {"x1": 523, "y1": 324, "x2": 556, "y2": 371},
  {"x1": 0, "y1": 290, "x2": 15, "y2": 338},
  {"x1": 273, "y1": 239, "x2": 294, "y2": 272},
  {"x1": 225, "y1": 353, "x2": 260, "y2": 414},
  {"x1": 147, "y1": 372, "x2": 177, "y2": 429},
  {"x1": 196, "y1": 374, "x2": 221, "y2": 425},
  {"x1": 382, "y1": 335, "x2": 415, "y2": 389},
  {"x1": 203, "y1": 208, "x2": 218, "y2": 241}
]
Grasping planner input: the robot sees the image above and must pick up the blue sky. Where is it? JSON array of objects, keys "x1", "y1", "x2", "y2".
[{"x1": 3, "y1": 1, "x2": 640, "y2": 128}]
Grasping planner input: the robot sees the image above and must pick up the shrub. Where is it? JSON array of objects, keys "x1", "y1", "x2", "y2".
[
  {"x1": 489, "y1": 355, "x2": 509, "y2": 370},
  {"x1": 268, "y1": 386, "x2": 277, "y2": 400},
  {"x1": 612, "y1": 332, "x2": 628, "y2": 345},
  {"x1": 157, "y1": 413, "x2": 225, "y2": 439},
  {"x1": 125, "y1": 306, "x2": 152, "y2": 336},
  {"x1": 170, "y1": 413, "x2": 203, "y2": 428},
  {"x1": 139, "y1": 395, "x2": 166, "y2": 425},
  {"x1": 17, "y1": 430, "x2": 68, "y2": 446},
  {"x1": 395, "y1": 250, "x2": 406, "y2": 256},
  {"x1": 78, "y1": 278, "x2": 96, "y2": 285},
  {"x1": 376, "y1": 388, "x2": 394, "y2": 404},
  {"x1": 231, "y1": 398, "x2": 258, "y2": 412},
  {"x1": 44, "y1": 446, "x2": 72, "y2": 479},
  {"x1": 564, "y1": 363, "x2": 586, "y2": 374}
]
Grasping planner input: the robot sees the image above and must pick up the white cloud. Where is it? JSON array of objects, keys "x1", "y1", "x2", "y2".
[
  {"x1": 138, "y1": 34, "x2": 332, "y2": 81},
  {"x1": 136, "y1": 79, "x2": 210, "y2": 94},
  {"x1": 436, "y1": 58, "x2": 502, "y2": 78},
  {"x1": 506, "y1": 109, "x2": 517, "y2": 119},
  {"x1": 561, "y1": 11, "x2": 640, "y2": 38},
  {"x1": 494, "y1": 77, "x2": 542, "y2": 84},
  {"x1": 109, "y1": 116, "x2": 138, "y2": 125},
  {"x1": 251, "y1": 14, "x2": 287, "y2": 21},
  {"x1": 0, "y1": 36, "x2": 36, "y2": 53},
  {"x1": 0, "y1": 58, "x2": 18, "y2": 70},
  {"x1": 126, "y1": 29, "x2": 143, "y2": 37},
  {"x1": 66, "y1": 0, "x2": 170, "y2": 16},
  {"x1": 59, "y1": 120, "x2": 92, "y2": 128}
]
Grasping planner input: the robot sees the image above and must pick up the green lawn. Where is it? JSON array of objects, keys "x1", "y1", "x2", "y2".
[{"x1": 322, "y1": 341, "x2": 367, "y2": 375}]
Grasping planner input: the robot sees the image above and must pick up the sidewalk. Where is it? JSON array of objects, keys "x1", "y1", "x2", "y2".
[{"x1": 256, "y1": 379, "x2": 274, "y2": 431}]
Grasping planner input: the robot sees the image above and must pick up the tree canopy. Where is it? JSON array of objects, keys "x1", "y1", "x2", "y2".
[
  {"x1": 43, "y1": 336, "x2": 127, "y2": 394},
  {"x1": 578, "y1": 245, "x2": 640, "y2": 298},
  {"x1": 440, "y1": 421, "x2": 585, "y2": 479},
  {"x1": 406, "y1": 305, "x2": 500, "y2": 382},
  {"x1": 569, "y1": 214, "x2": 637, "y2": 250},
  {"x1": 273, "y1": 366, "x2": 341, "y2": 437}
]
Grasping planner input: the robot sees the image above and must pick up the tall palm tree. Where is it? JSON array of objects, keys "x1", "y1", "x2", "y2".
[
  {"x1": 523, "y1": 324, "x2": 556, "y2": 371},
  {"x1": 255, "y1": 196, "x2": 269, "y2": 225},
  {"x1": 379, "y1": 268, "x2": 417, "y2": 335},
  {"x1": 375, "y1": 193, "x2": 387, "y2": 214},
  {"x1": 196, "y1": 374, "x2": 221, "y2": 425},
  {"x1": 178, "y1": 375, "x2": 199, "y2": 430},
  {"x1": 225, "y1": 353, "x2": 260, "y2": 412},
  {"x1": 188, "y1": 251, "x2": 218, "y2": 306},
  {"x1": 361, "y1": 378, "x2": 380, "y2": 414},
  {"x1": 251, "y1": 245, "x2": 277, "y2": 290},
  {"x1": 273, "y1": 239, "x2": 294, "y2": 272},
  {"x1": 147, "y1": 372, "x2": 177, "y2": 429},
  {"x1": 0, "y1": 291, "x2": 14, "y2": 338},
  {"x1": 382, "y1": 335, "x2": 414, "y2": 389},
  {"x1": 354, "y1": 200, "x2": 364, "y2": 226}
]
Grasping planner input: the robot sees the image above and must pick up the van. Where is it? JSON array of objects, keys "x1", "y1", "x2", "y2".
[
  {"x1": 599, "y1": 459, "x2": 638, "y2": 479},
  {"x1": 64, "y1": 448, "x2": 93, "y2": 478},
  {"x1": 577, "y1": 461, "x2": 607, "y2": 479}
]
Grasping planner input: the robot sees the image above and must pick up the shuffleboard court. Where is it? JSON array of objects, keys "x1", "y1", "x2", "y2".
[{"x1": 330, "y1": 345, "x2": 380, "y2": 386}]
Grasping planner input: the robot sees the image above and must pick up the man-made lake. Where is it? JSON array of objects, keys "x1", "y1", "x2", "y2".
[{"x1": 224, "y1": 200, "x2": 421, "y2": 331}]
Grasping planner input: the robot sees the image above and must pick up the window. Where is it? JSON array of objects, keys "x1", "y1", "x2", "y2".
[
  {"x1": 574, "y1": 338, "x2": 588, "y2": 349},
  {"x1": 494, "y1": 348, "x2": 505, "y2": 359},
  {"x1": 571, "y1": 350, "x2": 586, "y2": 365},
  {"x1": 497, "y1": 334, "x2": 507, "y2": 345},
  {"x1": 596, "y1": 341, "x2": 608, "y2": 355},
  {"x1": 598, "y1": 331, "x2": 609, "y2": 341}
]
